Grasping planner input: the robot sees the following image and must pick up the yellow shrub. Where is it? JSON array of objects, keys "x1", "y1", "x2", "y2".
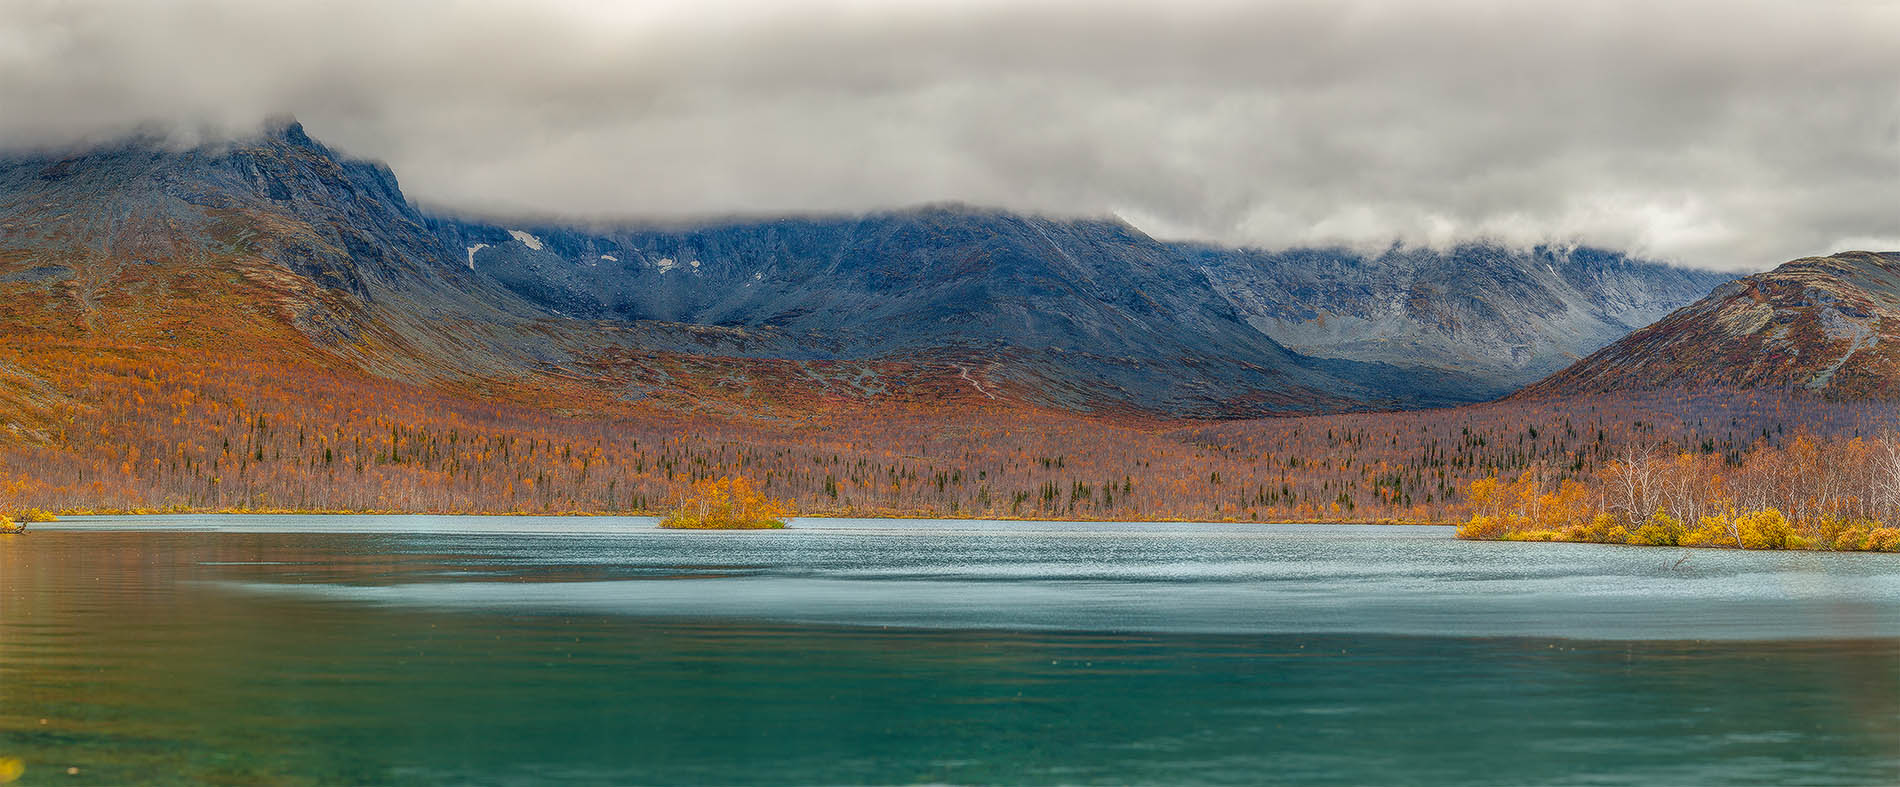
[
  {"x1": 1627, "y1": 526, "x2": 1667, "y2": 546},
  {"x1": 1502, "y1": 529, "x2": 1563, "y2": 542},
  {"x1": 1861, "y1": 528, "x2": 1900, "y2": 552},
  {"x1": 16, "y1": 508, "x2": 58, "y2": 523},
  {"x1": 1457, "y1": 514, "x2": 1511, "y2": 540},
  {"x1": 1735, "y1": 509, "x2": 1794, "y2": 550},
  {"x1": 1814, "y1": 515, "x2": 1855, "y2": 545},
  {"x1": 1680, "y1": 514, "x2": 1735, "y2": 548},
  {"x1": 1831, "y1": 525, "x2": 1873, "y2": 552},
  {"x1": 1627, "y1": 512, "x2": 1682, "y2": 546},
  {"x1": 1562, "y1": 513, "x2": 1628, "y2": 544}
]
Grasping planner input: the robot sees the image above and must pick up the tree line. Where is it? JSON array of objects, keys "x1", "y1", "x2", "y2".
[
  {"x1": 1460, "y1": 433, "x2": 1900, "y2": 551},
  {"x1": 8, "y1": 334, "x2": 1900, "y2": 525}
]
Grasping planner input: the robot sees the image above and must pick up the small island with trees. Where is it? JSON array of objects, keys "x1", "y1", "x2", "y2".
[{"x1": 659, "y1": 476, "x2": 791, "y2": 529}]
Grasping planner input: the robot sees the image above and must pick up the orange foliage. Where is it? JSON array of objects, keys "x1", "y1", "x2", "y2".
[
  {"x1": 1459, "y1": 431, "x2": 1900, "y2": 551},
  {"x1": 6, "y1": 336, "x2": 1900, "y2": 528}
]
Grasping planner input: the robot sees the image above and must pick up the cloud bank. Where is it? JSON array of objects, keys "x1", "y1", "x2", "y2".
[{"x1": 3, "y1": 0, "x2": 1898, "y2": 270}]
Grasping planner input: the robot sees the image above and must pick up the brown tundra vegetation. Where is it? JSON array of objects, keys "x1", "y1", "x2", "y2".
[{"x1": 5, "y1": 323, "x2": 1898, "y2": 526}]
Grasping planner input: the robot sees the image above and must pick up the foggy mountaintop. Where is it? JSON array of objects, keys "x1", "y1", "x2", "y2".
[{"x1": 4, "y1": 0, "x2": 1899, "y2": 270}]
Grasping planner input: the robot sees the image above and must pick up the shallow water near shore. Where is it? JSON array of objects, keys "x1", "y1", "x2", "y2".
[{"x1": 3, "y1": 516, "x2": 1898, "y2": 784}]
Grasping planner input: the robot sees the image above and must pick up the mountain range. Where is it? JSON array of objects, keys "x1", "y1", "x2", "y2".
[{"x1": 2, "y1": 120, "x2": 1741, "y2": 420}]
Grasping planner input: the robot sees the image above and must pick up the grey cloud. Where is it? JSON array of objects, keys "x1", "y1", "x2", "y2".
[{"x1": 3, "y1": 0, "x2": 1897, "y2": 270}]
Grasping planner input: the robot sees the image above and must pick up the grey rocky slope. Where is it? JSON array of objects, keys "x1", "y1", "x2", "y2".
[
  {"x1": 430, "y1": 205, "x2": 1500, "y2": 414},
  {"x1": 1188, "y1": 244, "x2": 1732, "y2": 389},
  {"x1": 442, "y1": 213, "x2": 1728, "y2": 400}
]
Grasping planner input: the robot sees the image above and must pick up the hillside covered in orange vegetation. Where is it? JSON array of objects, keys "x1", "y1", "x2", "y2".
[{"x1": 3, "y1": 322, "x2": 1890, "y2": 523}]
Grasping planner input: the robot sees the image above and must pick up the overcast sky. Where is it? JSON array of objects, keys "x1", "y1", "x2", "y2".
[{"x1": 3, "y1": 0, "x2": 1897, "y2": 270}]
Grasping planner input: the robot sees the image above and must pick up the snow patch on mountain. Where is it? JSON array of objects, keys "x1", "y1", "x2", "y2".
[{"x1": 507, "y1": 230, "x2": 544, "y2": 251}]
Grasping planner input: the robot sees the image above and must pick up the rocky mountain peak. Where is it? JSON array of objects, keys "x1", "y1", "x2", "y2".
[{"x1": 1520, "y1": 250, "x2": 1900, "y2": 399}]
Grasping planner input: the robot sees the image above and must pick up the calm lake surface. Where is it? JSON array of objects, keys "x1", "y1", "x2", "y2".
[{"x1": 3, "y1": 516, "x2": 1898, "y2": 785}]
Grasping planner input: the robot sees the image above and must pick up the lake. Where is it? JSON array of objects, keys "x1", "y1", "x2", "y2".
[{"x1": 2, "y1": 516, "x2": 1897, "y2": 785}]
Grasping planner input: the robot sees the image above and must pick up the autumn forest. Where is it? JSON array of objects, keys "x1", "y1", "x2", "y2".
[{"x1": 7, "y1": 323, "x2": 1900, "y2": 553}]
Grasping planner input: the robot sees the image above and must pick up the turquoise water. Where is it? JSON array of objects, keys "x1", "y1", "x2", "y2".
[{"x1": 2, "y1": 516, "x2": 1897, "y2": 784}]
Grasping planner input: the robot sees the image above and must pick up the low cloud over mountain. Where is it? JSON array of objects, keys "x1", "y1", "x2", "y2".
[{"x1": 4, "y1": 0, "x2": 1897, "y2": 271}]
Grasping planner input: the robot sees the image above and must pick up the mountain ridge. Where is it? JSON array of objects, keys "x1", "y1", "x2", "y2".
[
  {"x1": 2, "y1": 121, "x2": 1733, "y2": 418},
  {"x1": 435, "y1": 200, "x2": 1728, "y2": 399}
]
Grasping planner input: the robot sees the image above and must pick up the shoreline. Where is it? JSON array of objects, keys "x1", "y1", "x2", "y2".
[
  {"x1": 1455, "y1": 532, "x2": 1900, "y2": 554},
  {"x1": 20, "y1": 509, "x2": 1460, "y2": 527}
]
